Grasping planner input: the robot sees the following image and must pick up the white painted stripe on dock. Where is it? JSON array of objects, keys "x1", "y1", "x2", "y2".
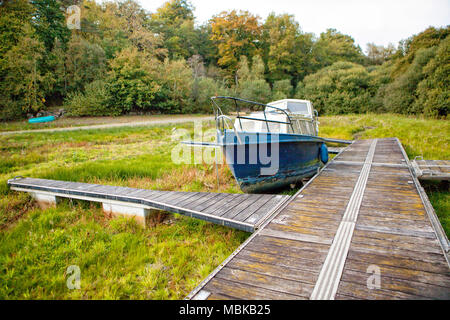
[
  {"x1": 310, "y1": 139, "x2": 377, "y2": 300},
  {"x1": 192, "y1": 290, "x2": 211, "y2": 300}
]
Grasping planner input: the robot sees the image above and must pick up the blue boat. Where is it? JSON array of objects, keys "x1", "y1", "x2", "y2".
[
  {"x1": 211, "y1": 97, "x2": 330, "y2": 193},
  {"x1": 28, "y1": 115, "x2": 55, "y2": 123}
]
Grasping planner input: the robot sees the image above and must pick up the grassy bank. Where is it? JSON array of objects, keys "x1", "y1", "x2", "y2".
[
  {"x1": 0, "y1": 113, "x2": 448, "y2": 299},
  {"x1": 0, "y1": 114, "x2": 209, "y2": 132}
]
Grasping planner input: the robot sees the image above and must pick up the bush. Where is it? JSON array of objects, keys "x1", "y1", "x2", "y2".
[
  {"x1": 106, "y1": 48, "x2": 161, "y2": 114},
  {"x1": 0, "y1": 100, "x2": 25, "y2": 121},
  {"x1": 191, "y1": 77, "x2": 229, "y2": 113},
  {"x1": 152, "y1": 59, "x2": 193, "y2": 113},
  {"x1": 296, "y1": 61, "x2": 371, "y2": 114},
  {"x1": 65, "y1": 80, "x2": 114, "y2": 116},
  {"x1": 413, "y1": 37, "x2": 449, "y2": 117},
  {"x1": 272, "y1": 79, "x2": 293, "y2": 100},
  {"x1": 239, "y1": 79, "x2": 272, "y2": 104},
  {"x1": 382, "y1": 47, "x2": 437, "y2": 114}
]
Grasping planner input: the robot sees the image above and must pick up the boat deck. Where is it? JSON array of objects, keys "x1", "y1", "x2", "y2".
[
  {"x1": 187, "y1": 138, "x2": 450, "y2": 300},
  {"x1": 7, "y1": 178, "x2": 288, "y2": 233}
]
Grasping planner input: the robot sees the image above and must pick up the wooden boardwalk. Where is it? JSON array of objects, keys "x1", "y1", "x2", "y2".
[
  {"x1": 412, "y1": 158, "x2": 450, "y2": 181},
  {"x1": 187, "y1": 138, "x2": 450, "y2": 300},
  {"x1": 7, "y1": 178, "x2": 288, "y2": 233}
]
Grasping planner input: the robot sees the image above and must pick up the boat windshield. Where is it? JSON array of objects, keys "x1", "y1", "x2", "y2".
[{"x1": 287, "y1": 101, "x2": 309, "y2": 114}]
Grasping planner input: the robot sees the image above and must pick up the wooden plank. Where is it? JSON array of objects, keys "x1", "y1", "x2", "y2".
[
  {"x1": 196, "y1": 194, "x2": 240, "y2": 215},
  {"x1": 245, "y1": 195, "x2": 289, "y2": 225},
  {"x1": 206, "y1": 194, "x2": 252, "y2": 216},
  {"x1": 189, "y1": 193, "x2": 225, "y2": 211},
  {"x1": 340, "y1": 269, "x2": 450, "y2": 300},
  {"x1": 215, "y1": 267, "x2": 310, "y2": 298},
  {"x1": 347, "y1": 241, "x2": 447, "y2": 264},
  {"x1": 343, "y1": 258, "x2": 450, "y2": 288},
  {"x1": 355, "y1": 224, "x2": 437, "y2": 239},
  {"x1": 237, "y1": 248, "x2": 325, "y2": 273},
  {"x1": 350, "y1": 233, "x2": 442, "y2": 255},
  {"x1": 346, "y1": 250, "x2": 449, "y2": 274},
  {"x1": 245, "y1": 235, "x2": 330, "y2": 262},
  {"x1": 227, "y1": 257, "x2": 318, "y2": 287},
  {"x1": 203, "y1": 278, "x2": 302, "y2": 300},
  {"x1": 175, "y1": 192, "x2": 211, "y2": 208},
  {"x1": 233, "y1": 195, "x2": 277, "y2": 223},
  {"x1": 259, "y1": 228, "x2": 332, "y2": 245},
  {"x1": 220, "y1": 194, "x2": 265, "y2": 219}
]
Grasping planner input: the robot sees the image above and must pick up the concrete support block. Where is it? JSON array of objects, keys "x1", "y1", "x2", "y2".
[
  {"x1": 102, "y1": 203, "x2": 166, "y2": 227},
  {"x1": 31, "y1": 192, "x2": 59, "y2": 209}
]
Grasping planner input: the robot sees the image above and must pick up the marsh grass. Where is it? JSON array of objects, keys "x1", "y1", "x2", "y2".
[
  {"x1": 0, "y1": 114, "x2": 448, "y2": 299},
  {"x1": 0, "y1": 114, "x2": 209, "y2": 132}
]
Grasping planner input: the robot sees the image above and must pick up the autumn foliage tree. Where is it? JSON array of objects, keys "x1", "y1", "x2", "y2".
[
  {"x1": 210, "y1": 10, "x2": 262, "y2": 81},
  {"x1": 0, "y1": 0, "x2": 448, "y2": 120},
  {"x1": 262, "y1": 13, "x2": 314, "y2": 83}
]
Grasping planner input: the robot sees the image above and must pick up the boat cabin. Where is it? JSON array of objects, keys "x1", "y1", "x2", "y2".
[{"x1": 234, "y1": 99, "x2": 319, "y2": 136}]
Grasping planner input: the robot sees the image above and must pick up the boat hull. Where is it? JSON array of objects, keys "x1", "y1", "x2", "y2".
[{"x1": 220, "y1": 131, "x2": 325, "y2": 193}]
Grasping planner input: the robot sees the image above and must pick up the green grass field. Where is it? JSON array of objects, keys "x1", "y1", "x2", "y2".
[{"x1": 0, "y1": 114, "x2": 448, "y2": 299}]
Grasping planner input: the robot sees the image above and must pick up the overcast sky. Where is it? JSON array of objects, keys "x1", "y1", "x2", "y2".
[{"x1": 137, "y1": 0, "x2": 450, "y2": 52}]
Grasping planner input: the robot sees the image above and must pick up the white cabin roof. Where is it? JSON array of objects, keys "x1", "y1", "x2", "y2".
[{"x1": 266, "y1": 99, "x2": 313, "y2": 117}]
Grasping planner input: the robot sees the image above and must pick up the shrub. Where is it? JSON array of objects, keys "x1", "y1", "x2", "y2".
[
  {"x1": 272, "y1": 79, "x2": 293, "y2": 100},
  {"x1": 65, "y1": 80, "x2": 114, "y2": 116},
  {"x1": 239, "y1": 79, "x2": 272, "y2": 104},
  {"x1": 413, "y1": 37, "x2": 449, "y2": 117},
  {"x1": 152, "y1": 59, "x2": 193, "y2": 113},
  {"x1": 296, "y1": 61, "x2": 371, "y2": 114},
  {"x1": 106, "y1": 48, "x2": 161, "y2": 114},
  {"x1": 383, "y1": 47, "x2": 437, "y2": 114},
  {"x1": 191, "y1": 77, "x2": 229, "y2": 113}
]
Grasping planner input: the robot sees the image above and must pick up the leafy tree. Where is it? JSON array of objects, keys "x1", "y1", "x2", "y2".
[
  {"x1": 65, "y1": 80, "x2": 113, "y2": 116},
  {"x1": 107, "y1": 47, "x2": 161, "y2": 113},
  {"x1": 391, "y1": 26, "x2": 449, "y2": 76},
  {"x1": 367, "y1": 61, "x2": 395, "y2": 112},
  {"x1": 366, "y1": 43, "x2": 396, "y2": 65},
  {"x1": 30, "y1": 0, "x2": 71, "y2": 51},
  {"x1": 0, "y1": 0, "x2": 34, "y2": 104},
  {"x1": 150, "y1": 0, "x2": 197, "y2": 59},
  {"x1": 191, "y1": 77, "x2": 229, "y2": 113},
  {"x1": 413, "y1": 36, "x2": 449, "y2": 117},
  {"x1": 383, "y1": 47, "x2": 437, "y2": 114},
  {"x1": 311, "y1": 29, "x2": 365, "y2": 70},
  {"x1": 118, "y1": 0, "x2": 167, "y2": 57},
  {"x1": 237, "y1": 55, "x2": 271, "y2": 103},
  {"x1": 79, "y1": 0, "x2": 130, "y2": 59},
  {"x1": 262, "y1": 13, "x2": 314, "y2": 83},
  {"x1": 153, "y1": 59, "x2": 194, "y2": 113},
  {"x1": 272, "y1": 79, "x2": 293, "y2": 100},
  {"x1": 0, "y1": 0, "x2": 34, "y2": 58},
  {"x1": 65, "y1": 35, "x2": 108, "y2": 93},
  {"x1": 210, "y1": 10, "x2": 262, "y2": 80},
  {"x1": 0, "y1": 24, "x2": 47, "y2": 120},
  {"x1": 296, "y1": 61, "x2": 371, "y2": 114}
]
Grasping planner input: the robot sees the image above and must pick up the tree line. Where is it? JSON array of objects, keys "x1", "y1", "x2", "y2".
[{"x1": 0, "y1": 0, "x2": 448, "y2": 121}]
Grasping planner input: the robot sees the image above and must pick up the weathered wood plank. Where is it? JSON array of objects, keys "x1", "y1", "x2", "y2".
[
  {"x1": 203, "y1": 278, "x2": 302, "y2": 300},
  {"x1": 215, "y1": 267, "x2": 310, "y2": 298},
  {"x1": 340, "y1": 269, "x2": 450, "y2": 300},
  {"x1": 344, "y1": 258, "x2": 450, "y2": 288}
]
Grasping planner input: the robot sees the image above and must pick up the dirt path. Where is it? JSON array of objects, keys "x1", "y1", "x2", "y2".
[{"x1": 1, "y1": 116, "x2": 214, "y2": 135}]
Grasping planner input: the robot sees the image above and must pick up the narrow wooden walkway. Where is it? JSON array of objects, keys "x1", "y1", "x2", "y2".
[
  {"x1": 187, "y1": 138, "x2": 450, "y2": 300},
  {"x1": 412, "y1": 158, "x2": 450, "y2": 181},
  {"x1": 7, "y1": 178, "x2": 288, "y2": 233}
]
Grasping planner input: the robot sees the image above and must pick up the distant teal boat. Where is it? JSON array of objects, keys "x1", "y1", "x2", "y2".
[{"x1": 28, "y1": 116, "x2": 55, "y2": 123}]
